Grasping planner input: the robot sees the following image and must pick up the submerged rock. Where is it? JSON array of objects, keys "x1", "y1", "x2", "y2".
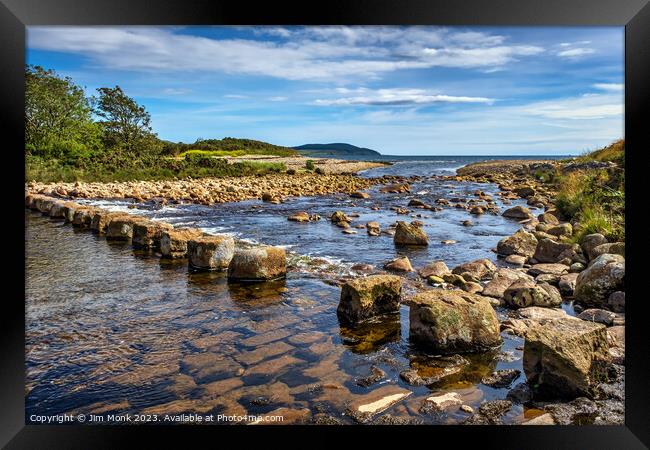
[
  {"x1": 187, "y1": 235, "x2": 235, "y2": 270},
  {"x1": 523, "y1": 318, "x2": 610, "y2": 399},
  {"x1": 409, "y1": 290, "x2": 501, "y2": 354},
  {"x1": 464, "y1": 400, "x2": 513, "y2": 425},
  {"x1": 228, "y1": 246, "x2": 287, "y2": 281},
  {"x1": 574, "y1": 254, "x2": 625, "y2": 308},
  {"x1": 337, "y1": 275, "x2": 402, "y2": 325},
  {"x1": 420, "y1": 392, "x2": 463, "y2": 413},
  {"x1": 346, "y1": 385, "x2": 412, "y2": 423},
  {"x1": 399, "y1": 354, "x2": 468, "y2": 386},
  {"x1": 481, "y1": 369, "x2": 521, "y2": 389},
  {"x1": 394, "y1": 221, "x2": 429, "y2": 246}
]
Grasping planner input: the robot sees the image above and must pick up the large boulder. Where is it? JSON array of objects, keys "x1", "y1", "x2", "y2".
[
  {"x1": 523, "y1": 318, "x2": 610, "y2": 399},
  {"x1": 366, "y1": 222, "x2": 381, "y2": 236},
  {"x1": 228, "y1": 246, "x2": 286, "y2": 281},
  {"x1": 409, "y1": 290, "x2": 501, "y2": 354},
  {"x1": 451, "y1": 258, "x2": 496, "y2": 280},
  {"x1": 496, "y1": 229, "x2": 538, "y2": 258},
  {"x1": 558, "y1": 273, "x2": 579, "y2": 297},
  {"x1": 48, "y1": 201, "x2": 72, "y2": 219},
  {"x1": 72, "y1": 207, "x2": 99, "y2": 229},
  {"x1": 394, "y1": 221, "x2": 428, "y2": 246},
  {"x1": 502, "y1": 205, "x2": 533, "y2": 220},
  {"x1": 589, "y1": 242, "x2": 625, "y2": 260},
  {"x1": 160, "y1": 228, "x2": 204, "y2": 258},
  {"x1": 482, "y1": 268, "x2": 533, "y2": 298},
  {"x1": 418, "y1": 261, "x2": 450, "y2": 279},
  {"x1": 581, "y1": 233, "x2": 608, "y2": 261},
  {"x1": 533, "y1": 238, "x2": 585, "y2": 264},
  {"x1": 574, "y1": 254, "x2": 625, "y2": 307},
  {"x1": 503, "y1": 279, "x2": 562, "y2": 309},
  {"x1": 337, "y1": 275, "x2": 402, "y2": 324},
  {"x1": 187, "y1": 235, "x2": 235, "y2": 270},
  {"x1": 133, "y1": 221, "x2": 174, "y2": 249},
  {"x1": 330, "y1": 211, "x2": 350, "y2": 224},
  {"x1": 106, "y1": 216, "x2": 147, "y2": 240},
  {"x1": 91, "y1": 211, "x2": 130, "y2": 233}
]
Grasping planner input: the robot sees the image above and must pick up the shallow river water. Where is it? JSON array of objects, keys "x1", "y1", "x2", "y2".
[{"x1": 25, "y1": 161, "x2": 569, "y2": 424}]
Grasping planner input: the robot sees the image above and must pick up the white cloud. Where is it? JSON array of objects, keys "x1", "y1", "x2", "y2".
[
  {"x1": 593, "y1": 83, "x2": 623, "y2": 91},
  {"x1": 558, "y1": 47, "x2": 595, "y2": 58},
  {"x1": 268, "y1": 96, "x2": 288, "y2": 101},
  {"x1": 314, "y1": 87, "x2": 494, "y2": 106},
  {"x1": 223, "y1": 94, "x2": 248, "y2": 99},
  {"x1": 27, "y1": 26, "x2": 545, "y2": 82},
  {"x1": 519, "y1": 93, "x2": 623, "y2": 119}
]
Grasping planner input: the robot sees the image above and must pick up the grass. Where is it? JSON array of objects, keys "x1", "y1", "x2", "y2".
[
  {"x1": 552, "y1": 140, "x2": 625, "y2": 242},
  {"x1": 178, "y1": 149, "x2": 247, "y2": 158},
  {"x1": 26, "y1": 155, "x2": 286, "y2": 183}
]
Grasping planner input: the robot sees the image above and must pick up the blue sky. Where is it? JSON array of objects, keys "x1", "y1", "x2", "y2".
[{"x1": 27, "y1": 26, "x2": 624, "y2": 155}]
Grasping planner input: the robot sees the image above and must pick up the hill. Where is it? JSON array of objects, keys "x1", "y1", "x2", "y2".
[
  {"x1": 293, "y1": 143, "x2": 381, "y2": 159},
  {"x1": 163, "y1": 137, "x2": 298, "y2": 157}
]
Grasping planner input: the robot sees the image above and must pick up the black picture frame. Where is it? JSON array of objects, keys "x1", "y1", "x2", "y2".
[{"x1": 2, "y1": 0, "x2": 648, "y2": 447}]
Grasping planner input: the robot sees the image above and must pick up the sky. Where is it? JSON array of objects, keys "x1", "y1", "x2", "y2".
[{"x1": 27, "y1": 26, "x2": 624, "y2": 155}]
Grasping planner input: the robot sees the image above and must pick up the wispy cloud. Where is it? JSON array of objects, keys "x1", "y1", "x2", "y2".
[
  {"x1": 593, "y1": 83, "x2": 623, "y2": 91},
  {"x1": 519, "y1": 93, "x2": 622, "y2": 119},
  {"x1": 28, "y1": 26, "x2": 545, "y2": 82},
  {"x1": 558, "y1": 47, "x2": 595, "y2": 58},
  {"x1": 314, "y1": 88, "x2": 494, "y2": 106}
]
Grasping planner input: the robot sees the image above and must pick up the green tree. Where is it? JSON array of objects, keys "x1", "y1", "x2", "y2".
[
  {"x1": 25, "y1": 65, "x2": 97, "y2": 157},
  {"x1": 94, "y1": 86, "x2": 160, "y2": 154}
]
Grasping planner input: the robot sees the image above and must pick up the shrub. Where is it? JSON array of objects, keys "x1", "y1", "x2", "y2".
[
  {"x1": 314, "y1": 167, "x2": 325, "y2": 174},
  {"x1": 286, "y1": 168, "x2": 296, "y2": 175},
  {"x1": 305, "y1": 160, "x2": 315, "y2": 171}
]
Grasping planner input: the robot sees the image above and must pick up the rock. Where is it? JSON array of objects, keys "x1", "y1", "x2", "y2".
[
  {"x1": 394, "y1": 221, "x2": 428, "y2": 246},
  {"x1": 379, "y1": 183, "x2": 410, "y2": 194},
  {"x1": 527, "y1": 263, "x2": 569, "y2": 277},
  {"x1": 558, "y1": 273, "x2": 579, "y2": 296},
  {"x1": 451, "y1": 258, "x2": 496, "y2": 280},
  {"x1": 228, "y1": 246, "x2": 286, "y2": 281},
  {"x1": 461, "y1": 281, "x2": 483, "y2": 294},
  {"x1": 523, "y1": 318, "x2": 610, "y2": 399},
  {"x1": 350, "y1": 263, "x2": 374, "y2": 273},
  {"x1": 261, "y1": 192, "x2": 278, "y2": 202},
  {"x1": 160, "y1": 228, "x2": 204, "y2": 258},
  {"x1": 538, "y1": 213, "x2": 560, "y2": 225},
  {"x1": 504, "y1": 280, "x2": 562, "y2": 309},
  {"x1": 342, "y1": 229, "x2": 357, "y2": 234},
  {"x1": 547, "y1": 223, "x2": 573, "y2": 237},
  {"x1": 462, "y1": 220, "x2": 473, "y2": 226},
  {"x1": 427, "y1": 275, "x2": 445, "y2": 285},
  {"x1": 513, "y1": 186, "x2": 536, "y2": 198},
  {"x1": 337, "y1": 275, "x2": 402, "y2": 324},
  {"x1": 574, "y1": 254, "x2": 625, "y2": 308},
  {"x1": 330, "y1": 211, "x2": 350, "y2": 224},
  {"x1": 507, "y1": 382, "x2": 532, "y2": 404},
  {"x1": 590, "y1": 242, "x2": 625, "y2": 260},
  {"x1": 581, "y1": 233, "x2": 608, "y2": 260},
  {"x1": 481, "y1": 369, "x2": 521, "y2": 388},
  {"x1": 132, "y1": 221, "x2": 173, "y2": 249},
  {"x1": 569, "y1": 262, "x2": 585, "y2": 273},
  {"x1": 356, "y1": 366, "x2": 386, "y2": 387},
  {"x1": 577, "y1": 309, "x2": 616, "y2": 326},
  {"x1": 469, "y1": 206, "x2": 484, "y2": 215},
  {"x1": 522, "y1": 413, "x2": 556, "y2": 425},
  {"x1": 399, "y1": 355, "x2": 468, "y2": 386},
  {"x1": 187, "y1": 235, "x2": 235, "y2": 270},
  {"x1": 421, "y1": 392, "x2": 463, "y2": 412},
  {"x1": 47, "y1": 201, "x2": 69, "y2": 219},
  {"x1": 502, "y1": 205, "x2": 533, "y2": 220},
  {"x1": 408, "y1": 199, "x2": 428, "y2": 207},
  {"x1": 72, "y1": 207, "x2": 97, "y2": 228},
  {"x1": 535, "y1": 273, "x2": 560, "y2": 285},
  {"x1": 496, "y1": 229, "x2": 538, "y2": 258},
  {"x1": 534, "y1": 238, "x2": 585, "y2": 264},
  {"x1": 288, "y1": 211, "x2": 311, "y2": 222},
  {"x1": 482, "y1": 268, "x2": 533, "y2": 298},
  {"x1": 346, "y1": 385, "x2": 412, "y2": 423},
  {"x1": 464, "y1": 400, "x2": 512, "y2": 425},
  {"x1": 607, "y1": 291, "x2": 625, "y2": 313},
  {"x1": 505, "y1": 255, "x2": 526, "y2": 266},
  {"x1": 460, "y1": 405, "x2": 474, "y2": 414},
  {"x1": 90, "y1": 211, "x2": 129, "y2": 234},
  {"x1": 409, "y1": 289, "x2": 501, "y2": 354},
  {"x1": 351, "y1": 191, "x2": 369, "y2": 199},
  {"x1": 383, "y1": 256, "x2": 413, "y2": 272},
  {"x1": 418, "y1": 261, "x2": 450, "y2": 279},
  {"x1": 106, "y1": 216, "x2": 145, "y2": 239},
  {"x1": 366, "y1": 222, "x2": 381, "y2": 236}
]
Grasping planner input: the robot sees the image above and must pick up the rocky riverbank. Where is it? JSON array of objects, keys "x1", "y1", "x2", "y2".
[{"x1": 224, "y1": 155, "x2": 388, "y2": 174}]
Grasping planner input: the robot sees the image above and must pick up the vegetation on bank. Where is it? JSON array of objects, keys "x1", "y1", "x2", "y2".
[
  {"x1": 25, "y1": 65, "x2": 294, "y2": 182},
  {"x1": 545, "y1": 140, "x2": 625, "y2": 242}
]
